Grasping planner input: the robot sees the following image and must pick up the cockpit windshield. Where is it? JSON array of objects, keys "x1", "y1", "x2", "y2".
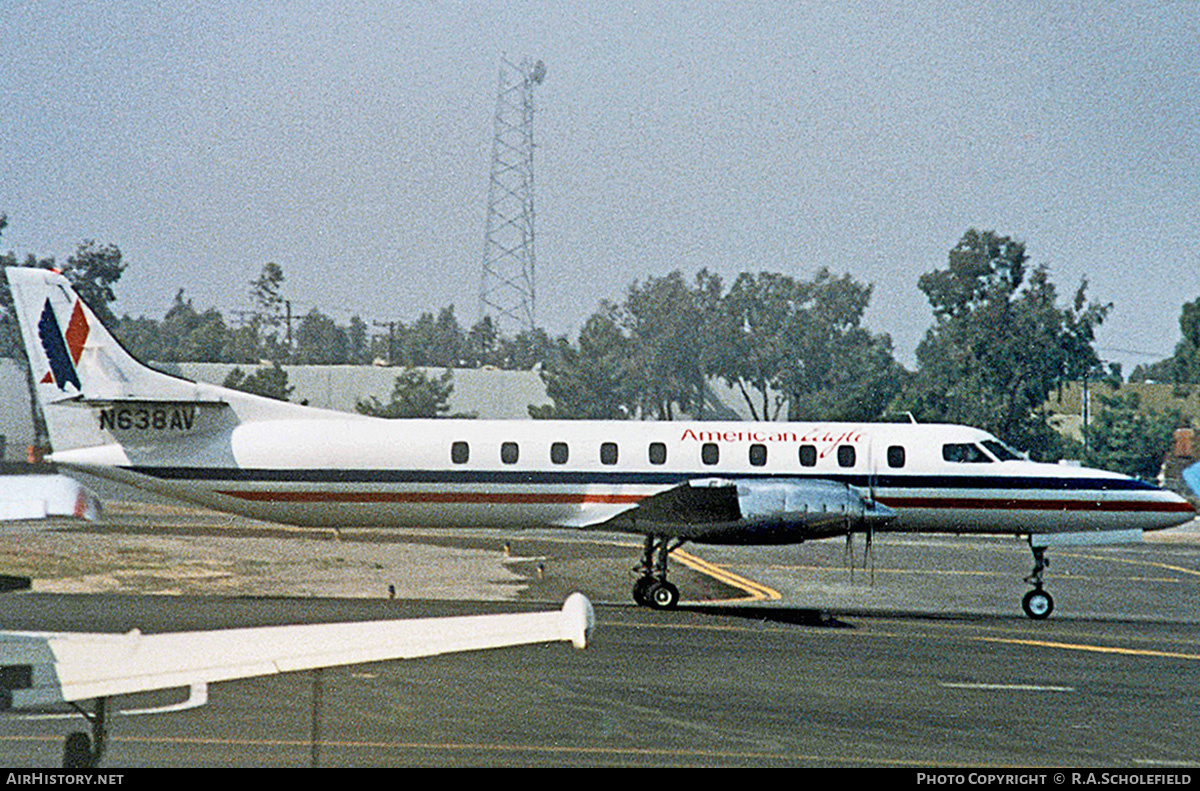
[{"x1": 981, "y1": 439, "x2": 1022, "y2": 461}]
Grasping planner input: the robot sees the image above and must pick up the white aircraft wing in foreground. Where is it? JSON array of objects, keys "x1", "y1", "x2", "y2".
[{"x1": 1, "y1": 593, "x2": 594, "y2": 767}]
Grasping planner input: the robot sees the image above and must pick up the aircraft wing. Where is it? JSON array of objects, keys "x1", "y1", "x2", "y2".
[
  {"x1": 0, "y1": 593, "x2": 593, "y2": 709},
  {"x1": 583, "y1": 477, "x2": 895, "y2": 543}
]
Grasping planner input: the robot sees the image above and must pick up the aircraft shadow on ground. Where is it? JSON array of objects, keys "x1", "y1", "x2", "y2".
[
  {"x1": 0, "y1": 575, "x2": 32, "y2": 593},
  {"x1": 679, "y1": 604, "x2": 854, "y2": 628}
]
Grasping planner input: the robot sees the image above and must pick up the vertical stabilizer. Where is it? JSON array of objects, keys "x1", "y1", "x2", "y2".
[
  {"x1": 7, "y1": 267, "x2": 205, "y2": 403},
  {"x1": 6, "y1": 267, "x2": 228, "y2": 453}
]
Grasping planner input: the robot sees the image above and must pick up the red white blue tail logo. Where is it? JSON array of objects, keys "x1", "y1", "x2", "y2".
[{"x1": 37, "y1": 298, "x2": 88, "y2": 392}]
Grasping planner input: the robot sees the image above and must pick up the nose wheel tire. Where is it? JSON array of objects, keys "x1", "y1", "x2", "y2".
[{"x1": 1022, "y1": 588, "x2": 1054, "y2": 620}]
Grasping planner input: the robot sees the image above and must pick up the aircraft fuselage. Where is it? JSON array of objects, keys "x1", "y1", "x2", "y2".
[{"x1": 51, "y1": 417, "x2": 1195, "y2": 540}]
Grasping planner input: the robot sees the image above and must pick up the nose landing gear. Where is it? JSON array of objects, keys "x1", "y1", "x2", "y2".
[{"x1": 1022, "y1": 543, "x2": 1054, "y2": 620}]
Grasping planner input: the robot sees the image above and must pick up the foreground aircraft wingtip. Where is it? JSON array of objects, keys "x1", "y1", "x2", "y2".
[
  {"x1": 1181, "y1": 462, "x2": 1200, "y2": 504},
  {"x1": 561, "y1": 592, "x2": 595, "y2": 649}
]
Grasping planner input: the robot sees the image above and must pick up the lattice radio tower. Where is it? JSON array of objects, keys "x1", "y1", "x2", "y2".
[{"x1": 479, "y1": 55, "x2": 546, "y2": 335}]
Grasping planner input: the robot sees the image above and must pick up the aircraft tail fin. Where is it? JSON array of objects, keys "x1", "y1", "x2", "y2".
[{"x1": 5, "y1": 266, "x2": 235, "y2": 453}]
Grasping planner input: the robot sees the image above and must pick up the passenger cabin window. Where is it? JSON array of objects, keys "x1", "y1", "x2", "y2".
[
  {"x1": 600, "y1": 442, "x2": 618, "y2": 465},
  {"x1": 451, "y1": 441, "x2": 470, "y2": 464},
  {"x1": 702, "y1": 443, "x2": 720, "y2": 465},
  {"x1": 942, "y1": 443, "x2": 991, "y2": 463},
  {"x1": 501, "y1": 442, "x2": 519, "y2": 464},
  {"x1": 799, "y1": 445, "x2": 817, "y2": 467},
  {"x1": 887, "y1": 445, "x2": 906, "y2": 468},
  {"x1": 648, "y1": 442, "x2": 667, "y2": 465},
  {"x1": 749, "y1": 443, "x2": 767, "y2": 467},
  {"x1": 551, "y1": 442, "x2": 569, "y2": 464},
  {"x1": 837, "y1": 445, "x2": 856, "y2": 468}
]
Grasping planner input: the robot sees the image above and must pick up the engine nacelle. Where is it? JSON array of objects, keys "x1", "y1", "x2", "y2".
[{"x1": 681, "y1": 478, "x2": 896, "y2": 545}]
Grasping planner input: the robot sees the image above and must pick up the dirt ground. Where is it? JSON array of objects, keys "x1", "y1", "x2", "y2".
[{"x1": 0, "y1": 500, "x2": 736, "y2": 605}]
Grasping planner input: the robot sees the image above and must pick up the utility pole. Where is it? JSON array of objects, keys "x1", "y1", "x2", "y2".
[
  {"x1": 373, "y1": 320, "x2": 398, "y2": 365},
  {"x1": 479, "y1": 55, "x2": 545, "y2": 336}
]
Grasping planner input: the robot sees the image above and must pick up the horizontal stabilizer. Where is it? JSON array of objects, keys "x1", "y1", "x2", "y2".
[{"x1": 59, "y1": 397, "x2": 229, "y2": 408}]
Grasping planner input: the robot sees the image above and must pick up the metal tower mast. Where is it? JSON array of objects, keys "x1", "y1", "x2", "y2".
[{"x1": 479, "y1": 56, "x2": 545, "y2": 335}]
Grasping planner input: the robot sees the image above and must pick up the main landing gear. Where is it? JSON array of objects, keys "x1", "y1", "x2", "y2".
[
  {"x1": 62, "y1": 698, "x2": 108, "y2": 768},
  {"x1": 632, "y1": 534, "x2": 682, "y2": 610},
  {"x1": 1021, "y1": 543, "x2": 1054, "y2": 620}
]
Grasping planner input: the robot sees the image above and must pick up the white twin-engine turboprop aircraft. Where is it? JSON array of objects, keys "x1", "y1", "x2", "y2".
[{"x1": 7, "y1": 267, "x2": 1196, "y2": 620}]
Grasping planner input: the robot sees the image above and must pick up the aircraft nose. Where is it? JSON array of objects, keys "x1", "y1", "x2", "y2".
[{"x1": 1152, "y1": 487, "x2": 1196, "y2": 530}]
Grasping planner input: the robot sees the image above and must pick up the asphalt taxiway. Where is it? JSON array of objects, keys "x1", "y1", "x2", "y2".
[{"x1": 1, "y1": 506, "x2": 1199, "y2": 767}]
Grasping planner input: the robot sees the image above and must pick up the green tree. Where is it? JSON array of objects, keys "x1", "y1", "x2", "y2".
[
  {"x1": 404, "y1": 307, "x2": 466, "y2": 367},
  {"x1": 222, "y1": 320, "x2": 266, "y2": 364},
  {"x1": 223, "y1": 361, "x2": 293, "y2": 401},
  {"x1": 356, "y1": 367, "x2": 465, "y2": 418},
  {"x1": 1072, "y1": 392, "x2": 1180, "y2": 481},
  {"x1": 154, "y1": 290, "x2": 230, "y2": 362},
  {"x1": 900, "y1": 229, "x2": 1110, "y2": 458},
  {"x1": 709, "y1": 269, "x2": 903, "y2": 421},
  {"x1": 465, "y1": 315, "x2": 500, "y2": 367},
  {"x1": 119, "y1": 292, "x2": 260, "y2": 364},
  {"x1": 292, "y1": 308, "x2": 349, "y2": 364},
  {"x1": 1, "y1": 235, "x2": 125, "y2": 359},
  {"x1": 705, "y1": 271, "x2": 796, "y2": 421},
  {"x1": 1131, "y1": 295, "x2": 1200, "y2": 384},
  {"x1": 251, "y1": 262, "x2": 285, "y2": 325},
  {"x1": 532, "y1": 315, "x2": 634, "y2": 419},
  {"x1": 613, "y1": 270, "x2": 722, "y2": 420},
  {"x1": 114, "y1": 314, "x2": 169, "y2": 362},
  {"x1": 248, "y1": 262, "x2": 289, "y2": 358},
  {"x1": 61, "y1": 241, "x2": 126, "y2": 327},
  {"x1": 346, "y1": 315, "x2": 370, "y2": 365},
  {"x1": 463, "y1": 316, "x2": 553, "y2": 370},
  {"x1": 500, "y1": 327, "x2": 553, "y2": 370},
  {"x1": 785, "y1": 327, "x2": 906, "y2": 422}
]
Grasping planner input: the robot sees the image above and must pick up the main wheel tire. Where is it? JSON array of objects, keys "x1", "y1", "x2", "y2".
[
  {"x1": 1022, "y1": 589, "x2": 1054, "y2": 620},
  {"x1": 648, "y1": 580, "x2": 680, "y2": 610},
  {"x1": 632, "y1": 576, "x2": 656, "y2": 606},
  {"x1": 63, "y1": 731, "x2": 93, "y2": 768}
]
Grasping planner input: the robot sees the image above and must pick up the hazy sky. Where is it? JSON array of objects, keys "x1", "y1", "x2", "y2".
[{"x1": 2, "y1": 1, "x2": 1196, "y2": 371}]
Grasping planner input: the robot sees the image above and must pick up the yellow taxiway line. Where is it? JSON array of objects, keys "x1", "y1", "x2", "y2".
[
  {"x1": 671, "y1": 548, "x2": 781, "y2": 603},
  {"x1": 975, "y1": 636, "x2": 1200, "y2": 662}
]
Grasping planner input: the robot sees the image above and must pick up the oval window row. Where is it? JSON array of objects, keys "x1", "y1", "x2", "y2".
[{"x1": 450, "y1": 441, "x2": 909, "y2": 469}]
